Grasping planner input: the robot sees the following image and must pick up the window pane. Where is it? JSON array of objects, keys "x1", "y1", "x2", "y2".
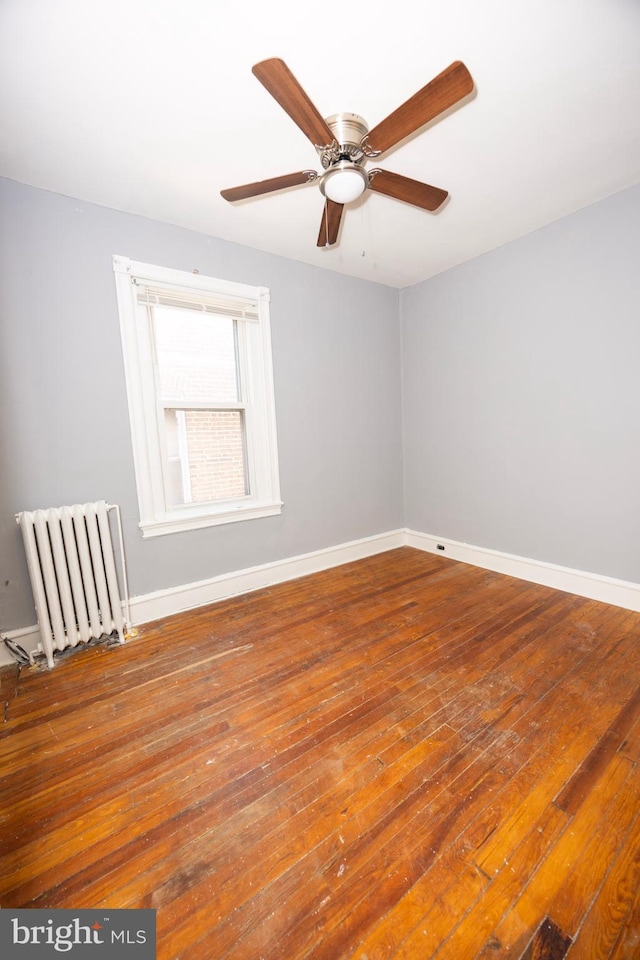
[
  {"x1": 164, "y1": 409, "x2": 247, "y2": 506},
  {"x1": 153, "y1": 306, "x2": 239, "y2": 402}
]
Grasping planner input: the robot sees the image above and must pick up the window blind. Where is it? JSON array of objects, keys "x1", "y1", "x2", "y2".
[{"x1": 134, "y1": 280, "x2": 259, "y2": 321}]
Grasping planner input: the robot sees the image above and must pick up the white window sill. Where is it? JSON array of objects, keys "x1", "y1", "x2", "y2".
[{"x1": 139, "y1": 501, "x2": 283, "y2": 538}]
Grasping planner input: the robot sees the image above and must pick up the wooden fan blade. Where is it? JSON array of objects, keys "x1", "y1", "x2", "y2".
[
  {"x1": 317, "y1": 200, "x2": 344, "y2": 247},
  {"x1": 221, "y1": 171, "x2": 315, "y2": 202},
  {"x1": 368, "y1": 169, "x2": 448, "y2": 211},
  {"x1": 252, "y1": 58, "x2": 335, "y2": 147},
  {"x1": 365, "y1": 61, "x2": 473, "y2": 155}
]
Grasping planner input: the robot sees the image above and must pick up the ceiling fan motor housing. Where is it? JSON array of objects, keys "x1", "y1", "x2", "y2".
[{"x1": 318, "y1": 113, "x2": 369, "y2": 167}]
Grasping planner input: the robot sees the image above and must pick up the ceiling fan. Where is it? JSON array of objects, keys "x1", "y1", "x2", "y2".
[{"x1": 221, "y1": 58, "x2": 474, "y2": 248}]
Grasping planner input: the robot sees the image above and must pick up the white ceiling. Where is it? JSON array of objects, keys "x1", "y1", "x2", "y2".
[{"x1": 1, "y1": 0, "x2": 639, "y2": 288}]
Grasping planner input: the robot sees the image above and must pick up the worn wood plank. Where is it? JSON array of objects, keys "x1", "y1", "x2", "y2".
[
  {"x1": 418, "y1": 803, "x2": 568, "y2": 960},
  {"x1": 521, "y1": 917, "x2": 572, "y2": 960},
  {"x1": 323, "y1": 602, "x2": 619, "y2": 960},
  {"x1": 566, "y1": 801, "x2": 640, "y2": 958},
  {"x1": 608, "y1": 883, "x2": 640, "y2": 960},
  {"x1": 159, "y1": 594, "x2": 594, "y2": 959},
  {"x1": 348, "y1": 837, "x2": 490, "y2": 960},
  {"x1": 554, "y1": 684, "x2": 640, "y2": 815},
  {"x1": 1, "y1": 547, "x2": 639, "y2": 960},
  {"x1": 470, "y1": 607, "x2": 640, "y2": 879},
  {"x1": 2, "y1": 568, "x2": 548, "y2": 908},
  {"x1": 473, "y1": 754, "x2": 636, "y2": 957},
  {"x1": 549, "y1": 762, "x2": 640, "y2": 938}
]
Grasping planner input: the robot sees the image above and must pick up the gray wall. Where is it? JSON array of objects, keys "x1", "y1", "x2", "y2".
[
  {"x1": 0, "y1": 178, "x2": 402, "y2": 630},
  {"x1": 3, "y1": 177, "x2": 638, "y2": 634},
  {"x1": 401, "y1": 184, "x2": 640, "y2": 582}
]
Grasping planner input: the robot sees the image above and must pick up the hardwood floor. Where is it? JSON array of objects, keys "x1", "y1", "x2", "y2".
[{"x1": 2, "y1": 547, "x2": 640, "y2": 959}]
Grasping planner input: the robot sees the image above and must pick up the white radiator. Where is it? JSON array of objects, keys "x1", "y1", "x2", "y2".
[{"x1": 16, "y1": 501, "x2": 130, "y2": 668}]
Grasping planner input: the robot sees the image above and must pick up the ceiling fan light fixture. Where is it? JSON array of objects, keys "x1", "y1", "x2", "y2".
[
  {"x1": 223, "y1": 58, "x2": 474, "y2": 245},
  {"x1": 320, "y1": 161, "x2": 368, "y2": 204}
]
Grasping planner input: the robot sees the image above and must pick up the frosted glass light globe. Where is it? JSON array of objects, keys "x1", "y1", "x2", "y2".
[{"x1": 321, "y1": 163, "x2": 367, "y2": 204}]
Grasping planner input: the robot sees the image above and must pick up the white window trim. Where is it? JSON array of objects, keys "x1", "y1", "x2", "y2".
[{"x1": 113, "y1": 255, "x2": 282, "y2": 537}]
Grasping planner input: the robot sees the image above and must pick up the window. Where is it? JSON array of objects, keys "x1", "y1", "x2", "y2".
[{"x1": 113, "y1": 256, "x2": 281, "y2": 537}]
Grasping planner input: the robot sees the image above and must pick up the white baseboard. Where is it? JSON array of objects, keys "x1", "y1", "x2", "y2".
[
  {"x1": 405, "y1": 529, "x2": 640, "y2": 612},
  {"x1": 129, "y1": 528, "x2": 405, "y2": 624},
  {"x1": 3, "y1": 526, "x2": 638, "y2": 669},
  {"x1": 0, "y1": 529, "x2": 405, "y2": 667}
]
